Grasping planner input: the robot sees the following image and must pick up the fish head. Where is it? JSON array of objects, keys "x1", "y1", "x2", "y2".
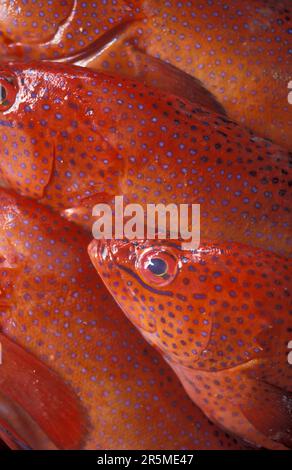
[
  {"x1": 0, "y1": 61, "x2": 66, "y2": 197},
  {"x1": 0, "y1": 60, "x2": 90, "y2": 128},
  {"x1": 89, "y1": 238, "x2": 216, "y2": 365},
  {"x1": 89, "y1": 237, "x2": 291, "y2": 371},
  {"x1": 0, "y1": 188, "x2": 247, "y2": 451},
  {"x1": 0, "y1": 61, "x2": 118, "y2": 203}
]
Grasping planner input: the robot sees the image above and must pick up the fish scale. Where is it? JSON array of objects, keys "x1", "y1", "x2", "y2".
[
  {"x1": 0, "y1": 187, "x2": 246, "y2": 449},
  {"x1": 0, "y1": 61, "x2": 290, "y2": 256},
  {"x1": 0, "y1": 1, "x2": 291, "y2": 147},
  {"x1": 89, "y1": 237, "x2": 292, "y2": 449}
]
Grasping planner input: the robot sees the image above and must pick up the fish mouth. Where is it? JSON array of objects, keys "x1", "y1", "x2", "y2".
[
  {"x1": 88, "y1": 239, "x2": 108, "y2": 267},
  {"x1": 88, "y1": 238, "x2": 131, "y2": 268},
  {"x1": 88, "y1": 239, "x2": 160, "y2": 335}
]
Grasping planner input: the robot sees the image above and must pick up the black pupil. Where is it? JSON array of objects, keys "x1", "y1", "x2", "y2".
[
  {"x1": 0, "y1": 85, "x2": 7, "y2": 104},
  {"x1": 148, "y1": 258, "x2": 167, "y2": 276}
]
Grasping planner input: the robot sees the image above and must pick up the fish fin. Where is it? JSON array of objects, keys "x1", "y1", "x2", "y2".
[
  {"x1": 57, "y1": 19, "x2": 142, "y2": 65},
  {"x1": 118, "y1": 46, "x2": 227, "y2": 115},
  {"x1": 60, "y1": 14, "x2": 226, "y2": 113},
  {"x1": 47, "y1": 4, "x2": 144, "y2": 63},
  {"x1": 79, "y1": 191, "x2": 118, "y2": 206},
  {"x1": 0, "y1": 413, "x2": 32, "y2": 450},
  {"x1": 61, "y1": 191, "x2": 118, "y2": 232},
  {"x1": 60, "y1": 206, "x2": 93, "y2": 231},
  {"x1": 0, "y1": 437, "x2": 11, "y2": 450},
  {"x1": 240, "y1": 378, "x2": 292, "y2": 448},
  {"x1": 0, "y1": 333, "x2": 87, "y2": 449},
  {"x1": 75, "y1": 35, "x2": 226, "y2": 115}
]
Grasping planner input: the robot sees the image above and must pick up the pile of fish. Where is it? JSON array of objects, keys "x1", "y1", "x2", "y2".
[{"x1": 0, "y1": 0, "x2": 291, "y2": 450}]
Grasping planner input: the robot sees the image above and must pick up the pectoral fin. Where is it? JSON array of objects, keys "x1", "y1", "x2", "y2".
[
  {"x1": 70, "y1": 31, "x2": 226, "y2": 115},
  {"x1": 0, "y1": 397, "x2": 34, "y2": 450},
  {"x1": 240, "y1": 378, "x2": 292, "y2": 448},
  {"x1": 115, "y1": 47, "x2": 227, "y2": 115},
  {"x1": 0, "y1": 333, "x2": 87, "y2": 449}
]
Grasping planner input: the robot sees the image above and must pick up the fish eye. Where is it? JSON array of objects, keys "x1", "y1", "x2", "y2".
[
  {"x1": 148, "y1": 257, "x2": 168, "y2": 276},
  {"x1": 0, "y1": 85, "x2": 7, "y2": 103},
  {"x1": 0, "y1": 74, "x2": 18, "y2": 112},
  {"x1": 136, "y1": 247, "x2": 178, "y2": 287}
]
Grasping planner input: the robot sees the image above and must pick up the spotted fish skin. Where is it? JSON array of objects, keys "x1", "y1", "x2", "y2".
[
  {"x1": 0, "y1": 0, "x2": 140, "y2": 61},
  {"x1": 0, "y1": 1, "x2": 291, "y2": 148},
  {"x1": 0, "y1": 61, "x2": 290, "y2": 255},
  {"x1": 137, "y1": 0, "x2": 292, "y2": 149},
  {"x1": 0, "y1": 188, "x2": 245, "y2": 450},
  {"x1": 89, "y1": 238, "x2": 292, "y2": 449}
]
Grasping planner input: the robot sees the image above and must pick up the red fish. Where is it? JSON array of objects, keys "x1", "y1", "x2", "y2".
[
  {"x1": 0, "y1": 333, "x2": 81, "y2": 449},
  {"x1": 0, "y1": 61, "x2": 290, "y2": 256},
  {"x1": 0, "y1": 1, "x2": 291, "y2": 147},
  {"x1": 89, "y1": 237, "x2": 292, "y2": 449},
  {"x1": 0, "y1": 187, "x2": 245, "y2": 450}
]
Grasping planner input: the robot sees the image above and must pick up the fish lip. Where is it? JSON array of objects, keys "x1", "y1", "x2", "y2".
[
  {"x1": 88, "y1": 238, "x2": 115, "y2": 267},
  {"x1": 88, "y1": 239, "x2": 103, "y2": 266},
  {"x1": 88, "y1": 238, "x2": 130, "y2": 266}
]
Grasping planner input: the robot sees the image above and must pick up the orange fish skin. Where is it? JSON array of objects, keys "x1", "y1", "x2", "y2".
[
  {"x1": 137, "y1": 0, "x2": 292, "y2": 149},
  {"x1": 89, "y1": 238, "x2": 292, "y2": 449},
  {"x1": 0, "y1": 1, "x2": 290, "y2": 148},
  {"x1": 0, "y1": 0, "x2": 141, "y2": 61},
  {"x1": 0, "y1": 188, "x2": 245, "y2": 450},
  {"x1": 0, "y1": 61, "x2": 290, "y2": 256}
]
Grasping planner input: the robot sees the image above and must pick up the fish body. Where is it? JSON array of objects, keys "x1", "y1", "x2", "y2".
[
  {"x1": 0, "y1": 0, "x2": 140, "y2": 62},
  {"x1": 89, "y1": 238, "x2": 292, "y2": 449},
  {"x1": 0, "y1": 1, "x2": 291, "y2": 147},
  {"x1": 0, "y1": 187, "x2": 244, "y2": 450},
  {"x1": 0, "y1": 62, "x2": 290, "y2": 255}
]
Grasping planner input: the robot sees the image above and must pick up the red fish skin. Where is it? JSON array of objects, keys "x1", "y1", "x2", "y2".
[
  {"x1": 89, "y1": 238, "x2": 292, "y2": 449},
  {"x1": 0, "y1": 61, "x2": 290, "y2": 256},
  {"x1": 0, "y1": 188, "x2": 246, "y2": 450},
  {"x1": 0, "y1": 1, "x2": 290, "y2": 148},
  {"x1": 0, "y1": 334, "x2": 79, "y2": 450}
]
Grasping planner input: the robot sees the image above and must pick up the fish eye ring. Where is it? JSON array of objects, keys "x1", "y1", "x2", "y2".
[
  {"x1": 136, "y1": 247, "x2": 178, "y2": 287},
  {"x1": 0, "y1": 74, "x2": 18, "y2": 111}
]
